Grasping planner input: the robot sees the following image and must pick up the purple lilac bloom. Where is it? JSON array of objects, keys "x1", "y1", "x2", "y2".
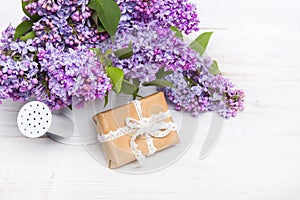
[
  {"x1": 206, "y1": 75, "x2": 245, "y2": 118},
  {"x1": 73, "y1": 49, "x2": 112, "y2": 109},
  {"x1": 33, "y1": 17, "x2": 62, "y2": 45},
  {"x1": 164, "y1": 57, "x2": 212, "y2": 117},
  {"x1": 36, "y1": 44, "x2": 111, "y2": 110},
  {"x1": 117, "y1": 0, "x2": 200, "y2": 34},
  {"x1": 102, "y1": 23, "x2": 200, "y2": 83},
  {"x1": 0, "y1": 25, "x2": 40, "y2": 103},
  {"x1": 164, "y1": 56, "x2": 245, "y2": 118},
  {"x1": 2, "y1": 0, "x2": 243, "y2": 119},
  {"x1": 25, "y1": 0, "x2": 108, "y2": 48},
  {"x1": 118, "y1": 1, "x2": 139, "y2": 31}
]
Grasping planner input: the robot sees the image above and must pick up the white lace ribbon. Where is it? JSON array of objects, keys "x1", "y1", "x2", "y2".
[{"x1": 98, "y1": 100, "x2": 176, "y2": 166}]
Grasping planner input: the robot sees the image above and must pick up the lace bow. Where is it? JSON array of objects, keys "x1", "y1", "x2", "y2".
[{"x1": 98, "y1": 100, "x2": 177, "y2": 166}]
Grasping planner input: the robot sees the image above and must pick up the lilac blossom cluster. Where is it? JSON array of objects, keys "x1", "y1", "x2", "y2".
[
  {"x1": 23, "y1": 0, "x2": 108, "y2": 48},
  {"x1": 73, "y1": 51, "x2": 112, "y2": 109},
  {"x1": 164, "y1": 57, "x2": 245, "y2": 118},
  {"x1": 1, "y1": 0, "x2": 244, "y2": 118},
  {"x1": 103, "y1": 23, "x2": 200, "y2": 83},
  {"x1": 0, "y1": 0, "x2": 113, "y2": 109},
  {"x1": 0, "y1": 25, "x2": 111, "y2": 109},
  {"x1": 36, "y1": 45, "x2": 111, "y2": 110},
  {"x1": 204, "y1": 75, "x2": 245, "y2": 118},
  {"x1": 117, "y1": 0, "x2": 200, "y2": 34},
  {"x1": 0, "y1": 25, "x2": 39, "y2": 104}
]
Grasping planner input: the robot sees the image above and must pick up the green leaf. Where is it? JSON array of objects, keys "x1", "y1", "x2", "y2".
[
  {"x1": 156, "y1": 68, "x2": 173, "y2": 79},
  {"x1": 104, "y1": 49, "x2": 113, "y2": 57},
  {"x1": 143, "y1": 79, "x2": 173, "y2": 88},
  {"x1": 91, "y1": 12, "x2": 98, "y2": 25},
  {"x1": 21, "y1": 1, "x2": 41, "y2": 21},
  {"x1": 21, "y1": 1, "x2": 31, "y2": 18},
  {"x1": 184, "y1": 76, "x2": 197, "y2": 87},
  {"x1": 103, "y1": 58, "x2": 113, "y2": 67},
  {"x1": 88, "y1": 0, "x2": 121, "y2": 37},
  {"x1": 132, "y1": 78, "x2": 141, "y2": 87},
  {"x1": 114, "y1": 42, "x2": 133, "y2": 60},
  {"x1": 209, "y1": 60, "x2": 222, "y2": 75},
  {"x1": 104, "y1": 92, "x2": 109, "y2": 107},
  {"x1": 20, "y1": 31, "x2": 36, "y2": 41},
  {"x1": 170, "y1": 26, "x2": 183, "y2": 40},
  {"x1": 97, "y1": 23, "x2": 106, "y2": 33},
  {"x1": 14, "y1": 20, "x2": 33, "y2": 40},
  {"x1": 90, "y1": 48, "x2": 101, "y2": 57},
  {"x1": 121, "y1": 80, "x2": 138, "y2": 96},
  {"x1": 99, "y1": 50, "x2": 113, "y2": 66},
  {"x1": 91, "y1": 12, "x2": 106, "y2": 33},
  {"x1": 190, "y1": 32, "x2": 213, "y2": 56},
  {"x1": 106, "y1": 67, "x2": 124, "y2": 93}
]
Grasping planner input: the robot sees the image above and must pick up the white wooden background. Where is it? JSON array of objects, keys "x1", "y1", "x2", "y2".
[{"x1": 1, "y1": 0, "x2": 300, "y2": 199}]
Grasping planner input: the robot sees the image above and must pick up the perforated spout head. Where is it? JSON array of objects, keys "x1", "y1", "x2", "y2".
[{"x1": 17, "y1": 101, "x2": 52, "y2": 138}]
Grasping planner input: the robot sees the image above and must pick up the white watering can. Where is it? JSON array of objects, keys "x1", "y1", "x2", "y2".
[{"x1": 17, "y1": 101, "x2": 74, "y2": 139}]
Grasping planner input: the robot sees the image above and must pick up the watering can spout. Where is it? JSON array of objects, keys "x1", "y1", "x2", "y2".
[{"x1": 17, "y1": 101, "x2": 74, "y2": 139}]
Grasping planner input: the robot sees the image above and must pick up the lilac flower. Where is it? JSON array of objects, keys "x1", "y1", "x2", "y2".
[
  {"x1": 206, "y1": 75, "x2": 245, "y2": 118},
  {"x1": 1, "y1": 0, "x2": 244, "y2": 119},
  {"x1": 0, "y1": 56, "x2": 39, "y2": 103},
  {"x1": 10, "y1": 39, "x2": 37, "y2": 56},
  {"x1": 103, "y1": 23, "x2": 201, "y2": 83},
  {"x1": 33, "y1": 17, "x2": 62, "y2": 45},
  {"x1": 164, "y1": 57, "x2": 245, "y2": 118},
  {"x1": 0, "y1": 25, "x2": 15, "y2": 52},
  {"x1": 27, "y1": 0, "x2": 108, "y2": 49},
  {"x1": 36, "y1": 44, "x2": 112, "y2": 110},
  {"x1": 73, "y1": 61, "x2": 112, "y2": 109},
  {"x1": 118, "y1": 1, "x2": 139, "y2": 31},
  {"x1": 158, "y1": 0, "x2": 200, "y2": 34},
  {"x1": 164, "y1": 58, "x2": 211, "y2": 116},
  {"x1": 0, "y1": 25, "x2": 40, "y2": 103},
  {"x1": 117, "y1": 0, "x2": 200, "y2": 34}
]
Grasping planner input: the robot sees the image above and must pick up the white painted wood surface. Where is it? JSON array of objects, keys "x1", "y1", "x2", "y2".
[{"x1": 1, "y1": 1, "x2": 300, "y2": 199}]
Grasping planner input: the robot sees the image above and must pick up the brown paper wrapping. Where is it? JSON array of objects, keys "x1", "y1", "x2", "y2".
[{"x1": 93, "y1": 92, "x2": 180, "y2": 168}]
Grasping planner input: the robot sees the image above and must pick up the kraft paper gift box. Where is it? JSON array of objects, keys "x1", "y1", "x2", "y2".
[{"x1": 93, "y1": 92, "x2": 180, "y2": 169}]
